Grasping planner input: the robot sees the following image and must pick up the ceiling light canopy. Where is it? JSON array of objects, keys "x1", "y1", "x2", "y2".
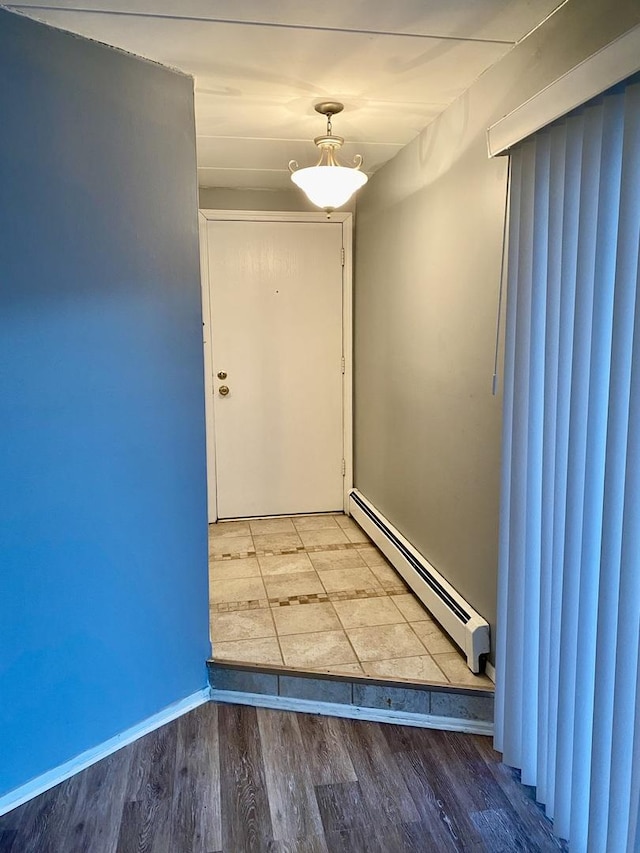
[{"x1": 289, "y1": 102, "x2": 368, "y2": 213}]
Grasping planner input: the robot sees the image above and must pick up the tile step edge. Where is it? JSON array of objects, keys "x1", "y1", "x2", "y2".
[{"x1": 207, "y1": 659, "x2": 494, "y2": 728}]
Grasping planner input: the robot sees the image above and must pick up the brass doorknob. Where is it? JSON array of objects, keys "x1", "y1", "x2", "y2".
[{"x1": 218, "y1": 385, "x2": 230, "y2": 396}]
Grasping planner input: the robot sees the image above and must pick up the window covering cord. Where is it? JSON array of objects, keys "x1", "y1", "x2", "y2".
[{"x1": 492, "y1": 155, "x2": 512, "y2": 396}]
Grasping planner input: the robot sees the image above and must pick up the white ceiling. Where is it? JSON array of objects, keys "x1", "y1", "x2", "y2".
[{"x1": 8, "y1": 0, "x2": 563, "y2": 190}]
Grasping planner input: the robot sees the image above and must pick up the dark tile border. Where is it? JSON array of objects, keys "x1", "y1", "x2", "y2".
[
  {"x1": 210, "y1": 586, "x2": 411, "y2": 613},
  {"x1": 211, "y1": 540, "x2": 367, "y2": 560},
  {"x1": 207, "y1": 658, "x2": 494, "y2": 697},
  {"x1": 207, "y1": 661, "x2": 494, "y2": 723}
]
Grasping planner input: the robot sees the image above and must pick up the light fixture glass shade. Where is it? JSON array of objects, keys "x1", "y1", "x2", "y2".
[
  {"x1": 289, "y1": 102, "x2": 368, "y2": 212},
  {"x1": 291, "y1": 164, "x2": 368, "y2": 210}
]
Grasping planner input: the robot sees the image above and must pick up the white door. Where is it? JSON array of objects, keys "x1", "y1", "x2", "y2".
[{"x1": 205, "y1": 217, "x2": 345, "y2": 519}]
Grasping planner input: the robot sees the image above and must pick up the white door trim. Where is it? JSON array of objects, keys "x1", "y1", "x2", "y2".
[
  {"x1": 198, "y1": 211, "x2": 217, "y2": 522},
  {"x1": 199, "y1": 209, "x2": 354, "y2": 519}
]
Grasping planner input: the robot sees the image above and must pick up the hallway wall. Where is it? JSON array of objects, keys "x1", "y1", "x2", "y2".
[
  {"x1": 198, "y1": 186, "x2": 355, "y2": 213},
  {"x1": 0, "y1": 10, "x2": 208, "y2": 797},
  {"x1": 354, "y1": 0, "x2": 640, "y2": 661},
  {"x1": 199, "y1": 186, "x2": 316, "y2": 211}
]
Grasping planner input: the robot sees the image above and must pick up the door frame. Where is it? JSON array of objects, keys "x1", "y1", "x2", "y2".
[{"x1": 198, "y1": 209, "x2": 354, "y2": 522}]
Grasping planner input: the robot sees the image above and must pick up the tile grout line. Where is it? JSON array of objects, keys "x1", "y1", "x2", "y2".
[
  {"x1": 333, "y1": 601, "x2": 409, "y2": 678},
  {"x1": 264, "y1": 601, "x2": 284, "y2": 667},
  {"x1": 404, "y1": 620, "x2": 433, "y2": 659},
  {"x1": 429, "y1": 654, "x2": 452, "y2": 683},
  {"x1": 253, "y1": 532, "x2": 284, "y2": 668},
  {"x1": 342, "y1": 624, "x2": 367, "y2": 673}
]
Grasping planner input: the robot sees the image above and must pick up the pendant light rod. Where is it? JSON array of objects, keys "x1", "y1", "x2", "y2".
[{"x1": 315, "y1": 101, "x2": 342, "y2": 144}]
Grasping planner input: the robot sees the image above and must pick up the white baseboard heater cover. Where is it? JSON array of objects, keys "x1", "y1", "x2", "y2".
[{"x1": 349, "y1": 489, "x2": 490, "y2": 673}]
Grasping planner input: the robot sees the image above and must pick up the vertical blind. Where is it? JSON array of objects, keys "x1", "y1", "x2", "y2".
[{"x1": 495, "y1": 77, "x2": 640, "y2": 852}]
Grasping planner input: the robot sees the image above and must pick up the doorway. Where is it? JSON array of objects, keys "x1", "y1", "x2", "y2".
[{"x1": 199, "y1": 210, "x2": 353, "y2": 522}]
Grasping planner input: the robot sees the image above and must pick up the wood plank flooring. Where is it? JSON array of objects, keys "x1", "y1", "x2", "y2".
[{"x1": 0, "y1": 702, "x2": 566, "y2": 852}]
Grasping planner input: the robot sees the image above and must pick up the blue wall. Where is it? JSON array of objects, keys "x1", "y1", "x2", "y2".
[{"x1": 0, "y1": 10, "x2": 209, "y2": 797}]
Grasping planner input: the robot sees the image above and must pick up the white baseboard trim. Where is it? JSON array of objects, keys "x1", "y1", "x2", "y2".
[
  {"x1": 485, "y1": 661, "x2": 496, "y2": 683},
  {"x1": 0, "y1": 687, "x2": 211, "y2": 817},
  {"x1": 349, "y1": 490, "x2": 490, "y2": 673},
  {"x1": 210, "y1": 689, "x2": 493, "y2": 736}
]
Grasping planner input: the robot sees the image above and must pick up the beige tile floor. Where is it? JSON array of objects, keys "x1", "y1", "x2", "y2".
[{"x1": 209, "y1": 514, "x2": 493, "y2": 690}]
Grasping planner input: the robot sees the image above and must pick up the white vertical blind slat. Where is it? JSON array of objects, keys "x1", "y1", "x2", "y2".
[
  {"x1": 494, "y1": 152, "x2": 521, "y2": 756},
  {"x1": 501, "y1": 147, "x2": 534, "y2": 767},
  {"x1": 570, "y1": 92, "x2": 624, "y2": 851},
  {"x1": 537, "y1": 122, "x2": 565, "y2": 808},
  {"x1": 522, "y1": 135, "x2": 550, "y2": 786},
  {"x1": 545, "y1": 119, "x2": 582, "y2": 821},
  {"x1": 554, "y1": 106, "x2": 602, "y2": 839},
  {"x1": 607, "y1": 252, "x2": 640, "y2": 852},
  {"x1": 496, "y1": 77, "x2": 640, "y2": 851},
  {"x1": 592, "y1": 81, "x2": 640, "y2": 853},
  {"x1": 607, "y1": 236, "x2": 640, "y2": 853}
]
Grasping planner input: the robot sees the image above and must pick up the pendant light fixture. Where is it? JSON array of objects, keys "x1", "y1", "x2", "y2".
[{"x1": 289, "y1": 102, "x2": 368, "y2": 213}]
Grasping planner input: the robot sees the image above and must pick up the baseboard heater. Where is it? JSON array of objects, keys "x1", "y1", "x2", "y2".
[{"x1": 349, "y1": 489, "x2": 490, "y2": 673}]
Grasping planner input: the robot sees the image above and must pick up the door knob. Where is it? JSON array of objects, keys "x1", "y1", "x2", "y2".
[
  {"x1": 217, "y1": 371, "x2": 227, "y2": 380},
  {"x1": 218, "y1": 385, "x2": 230, "y2": 396}
]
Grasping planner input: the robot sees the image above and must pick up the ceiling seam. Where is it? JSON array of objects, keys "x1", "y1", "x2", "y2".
[
  {"x1": 198, "y1": 167, "x2": 295, "y2": 173},
  {"x1": 6, "y1": 5, "x2": 516, "y2": 45},
  {"x1": 196, "y1": 136, "x2": 406, "y2": 145}
]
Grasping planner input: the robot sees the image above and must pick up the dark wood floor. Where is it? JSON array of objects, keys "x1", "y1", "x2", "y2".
[{"x1": 0, "y1": 702, "x2": 565, "y2": 852}]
